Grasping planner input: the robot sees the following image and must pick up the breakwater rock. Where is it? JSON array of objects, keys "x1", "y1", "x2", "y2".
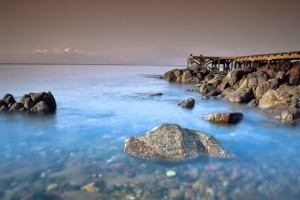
[
  {"x1": 0, "y1": 91, "x2": 57, "y2": 112},
  {"x1": 124, "y1": 123, "x2": 235, "y2": 161},
  {"x1": 164, "y1": 62, "x2": 300, "y2": 124}
]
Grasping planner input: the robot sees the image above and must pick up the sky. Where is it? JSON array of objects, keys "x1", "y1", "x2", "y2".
[{"x1": 0, "y1": 0, "x2": 299, "y2": 65}]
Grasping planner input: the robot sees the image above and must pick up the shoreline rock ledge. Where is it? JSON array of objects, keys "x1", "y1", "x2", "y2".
[{"x1": 124, "y1": 123, "x2": 235, "y2": 161}]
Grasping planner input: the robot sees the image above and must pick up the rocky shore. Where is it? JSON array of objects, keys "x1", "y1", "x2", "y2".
[{"x1": 164, "y1": 62, "x2": 300, "y2": 124}]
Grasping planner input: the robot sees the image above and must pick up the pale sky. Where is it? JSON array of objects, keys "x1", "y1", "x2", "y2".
[{"x1": 0, "y1": 0, "x2": 299, "y2": 65}]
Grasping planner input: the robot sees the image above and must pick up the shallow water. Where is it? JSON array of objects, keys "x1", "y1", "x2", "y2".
[{"x1": 0, "y1": 65, "x2": 300, "y2": 200}]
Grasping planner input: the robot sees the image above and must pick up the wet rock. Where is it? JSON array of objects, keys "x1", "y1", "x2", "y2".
[
  {"x1": 0, "y1": 100, "x2": 4, "y2": 108},
  {"x1": 30, "y1": 101, "x2": 50, "y2": 112},
  {"x1": 124, "y1": 123, "x2": 235, "y2": 161},
  {"x1": 1, "y1": 94, "x2": 16, "y2": 107},
  {"x1": 204, "y1": 112, "x2": 243, "y2": 123},
  {"x1": 177, "y1": 98, "x2": 195, "y2": 108},
  {"x1": 164, "y1": 69, "x2": 177, "y2": 81},
  {"x1": 31, "y1": 92, "x2": 46, "y2": 103},
  {"x1": 0, "y1": 105, "x2": 8, "y2": 111},
  {"x1": 9, "y1": 102, "x2": 23, "y2": 112},
  {"x1": 0, "y1": 91, "x2": 57, "y2": 113}
]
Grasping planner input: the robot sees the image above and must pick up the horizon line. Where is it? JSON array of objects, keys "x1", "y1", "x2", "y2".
[{"x1": 0, "y1": 62, "x2": 184, "y2": 67}]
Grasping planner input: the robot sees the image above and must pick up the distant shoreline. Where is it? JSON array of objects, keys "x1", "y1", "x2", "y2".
[{"x1": 0, "y1": 63, "x2": 184, "y2": 67}]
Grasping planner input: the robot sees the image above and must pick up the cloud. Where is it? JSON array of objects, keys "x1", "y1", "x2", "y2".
[
  {"x1": 29, "y1": 47, "x2": 93, "y2": 56},
  {"x1": 33, "y1": 49, "x2": 48, "y2": 54}
]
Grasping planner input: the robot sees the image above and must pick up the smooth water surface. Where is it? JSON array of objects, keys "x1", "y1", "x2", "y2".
[{"x1": 0, "y1": 65, "x2": 300, "y2": 200}]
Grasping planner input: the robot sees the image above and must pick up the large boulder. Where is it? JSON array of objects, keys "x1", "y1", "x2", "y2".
[
  {"x1": 204, "y1": 112, "x2": 243, "y2": 123},
  {"x1": 164, "y1": 69, "x2": 177, "y2": 81},
  {"x1": 181, "y1": 71, "x2": 193, "y2": 83},
  {"x1": 124, "y1": 123, "x2": 235, "y2": 161},
  {"x1": 177, "y1": 98, "x2": 195, "y2": 108},
  {"x1": 226, "y1": 87, "x2": 254, "y2": 103},
  {"x1": 255, "y1": 78, "x2": 280, "y2": 99},
  {"x1": 258, "y1": 89, "x2": 282, "y2": 109}
]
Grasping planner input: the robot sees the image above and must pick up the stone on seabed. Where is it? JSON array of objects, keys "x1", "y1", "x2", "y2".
[{"x1": 124, "y1": 123, "x2": 235, "y2": 161}]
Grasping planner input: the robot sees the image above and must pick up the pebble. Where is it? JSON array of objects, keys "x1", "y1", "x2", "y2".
[
  {"x1": 40, "y1": 172, "x2": 47, "y2": 178},
  {"x1": 47, "y1": 183, "x2": 58, "y2": 192},
  {"x1": 166, "y1": 170, "x2": 176, "y2": 177},
  {"x1": 85, "y1": 185, "x2": 99, "y2": 193}
]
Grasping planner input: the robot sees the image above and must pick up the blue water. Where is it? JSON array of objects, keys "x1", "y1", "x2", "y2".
[{"x1": 0, "y1": 65, "x2": 300, "y2": 200}]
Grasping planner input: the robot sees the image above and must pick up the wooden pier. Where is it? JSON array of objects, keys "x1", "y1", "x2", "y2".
[{"x1": 188, "y1": 51, "x2": 300, "y2": 71}]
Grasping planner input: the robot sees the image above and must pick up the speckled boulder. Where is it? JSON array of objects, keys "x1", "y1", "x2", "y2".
[
  {"x1": 204, "y1": 112, "x2": 243, "y2": 123},
  {"x1": 124, "y1": 123, "x2": 235, "y2": 161}
]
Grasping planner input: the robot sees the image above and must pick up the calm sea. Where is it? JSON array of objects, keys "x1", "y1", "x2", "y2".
[{"x1": 0, "y1": 65, "x2": 299, "y2": 200}]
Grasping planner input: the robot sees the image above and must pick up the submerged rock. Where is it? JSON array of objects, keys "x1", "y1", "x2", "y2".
[
  {"x1": 149, "y1": 93, "x2": 163, "y2": 96},
  {"x1": 124, "y1": 123, "x2": 235, "y2": 161},
  {"x1": 177, "y1": 98, "x2": 195, "y2": 108},
  {"x1": 204, "y1": 112, "x2": 243, "y2": 123}
]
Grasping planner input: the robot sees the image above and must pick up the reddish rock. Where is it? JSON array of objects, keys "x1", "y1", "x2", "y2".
[{"x1": 204, "y1": 112, "x2": 243, "y2": 123}]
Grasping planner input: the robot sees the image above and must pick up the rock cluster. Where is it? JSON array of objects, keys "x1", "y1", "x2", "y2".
[
  {"x1": 0, "y1": 91, "x2": 57, "y2": 112},
  {"x1": 164, "y1": 62, "x2": 300, "y2": 123},
  {"x1": 124, "y1": 123, "x2": 235, "y2": 161}
]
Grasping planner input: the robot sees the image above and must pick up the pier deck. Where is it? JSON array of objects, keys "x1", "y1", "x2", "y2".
[{"x1": 188, "y1": 51, "x2": 300, "y2": 71}]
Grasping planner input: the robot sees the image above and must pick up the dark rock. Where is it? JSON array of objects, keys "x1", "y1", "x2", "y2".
[
  {"x1": 287, "y1": 63, "x2": 300, "y2": 85},
  {"x1": 227, "y1": 69, "x2": 248, "y2": 87},
  {"x1": 31, "y1": 92, "x2": 46, "y2": 103},
  {"x1": 164, "y1": 69, "x2": 177, "y2": 81},
  {"x1": 30, "y1": 101, "x2": 50, "y2": 112},
  {"x1": 0, "y1": 105, "x2": 8, "y2": 111},
  {"x1": 177, "y1": 98, "x2": 195, "y2": 108},
  {"x1": 20, "y1": 94, "x2": 30, "y2": 104},
  {"x1": 9, "y1": 103, "x2": 24, "y2": 112},
  {"x1": 40, "y1": 91, "x2": 57, "y2": 110},
  {"x1": 217, "y1": 80, "x2": 230, "y2": 92},
  {"x1": 149, "y1": 93, "x2": 163, "y2": 96},
  {"x1": 23, "y1": 97, "x2": 34, "y2": 110},
  {"x1": 204, "y1": 112, "x2": 243, "y2": 123},
  {"x1": 1, "y1": 94, "x2": 16, "y2": 107},
  {"x1": 124, "y1": 123, "x2": 235, "y2": 161}
]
